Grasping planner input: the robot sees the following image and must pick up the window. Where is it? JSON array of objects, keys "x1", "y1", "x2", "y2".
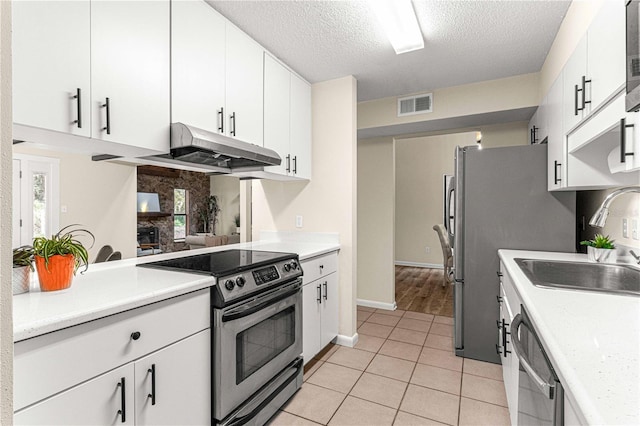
[
  {"x1": 12, "y1": 155, "x2": 60, "y2": 248},
  {"x1": 174, "y1": 188, "x2": 188, "y2": 241}
]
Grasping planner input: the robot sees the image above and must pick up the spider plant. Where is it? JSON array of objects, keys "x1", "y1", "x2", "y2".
[
  {"x1": 32, "y1": 224, "x2": 95, "y2": 274},
  {"x1": 13, "y1": 245, "x2": 34, "y2": 270},
  {"x1": 579, "y1": 234, "x2": 615, "y2": 249}
]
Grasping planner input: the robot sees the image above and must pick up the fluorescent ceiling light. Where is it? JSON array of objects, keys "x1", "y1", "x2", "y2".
[{"x1": 371, "y1": 0, "x2": 424, "y2": 55}]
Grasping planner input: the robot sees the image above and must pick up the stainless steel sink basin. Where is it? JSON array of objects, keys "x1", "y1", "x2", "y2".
[{"x1": 515, "y1": 258, "x2": 640, "y2": 296}]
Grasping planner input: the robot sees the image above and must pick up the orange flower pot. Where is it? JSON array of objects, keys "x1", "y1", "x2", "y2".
[{"x1": 35, "y1": 254, "x2": 75, "y2": 292}]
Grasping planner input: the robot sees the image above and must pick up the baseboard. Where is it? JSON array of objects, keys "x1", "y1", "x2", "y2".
[
  {"x1": 395, "y1": 261, "x2": 443, "y2": 269},
  {"x1": 335, "y1": 333, "x2": 358, "y2": 348},
  {"x1": 356, "y1": 298, "x2": 397, "y2": 311}
]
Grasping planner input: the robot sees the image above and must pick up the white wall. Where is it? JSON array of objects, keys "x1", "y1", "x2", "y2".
[
  {"x1": 210, "y1": 175, "x2": 240, "y2": 236},
  {"x1": 12, "y1": 146, "x2": 137, "y2": 260},
  {"x1": 252, "y1": 76, "x2": 358, "y2": 339},
  {"x1": 0, "y1": 0, "x2": 13, "y2": 420}
]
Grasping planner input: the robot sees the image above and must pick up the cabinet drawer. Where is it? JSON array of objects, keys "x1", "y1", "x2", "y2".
[
  {"x1": 301, "y1": 252, "x2": 338, "y2": 285},
  {"x1": 14, "y1": 289, "x2": 210, "y2": 411}
]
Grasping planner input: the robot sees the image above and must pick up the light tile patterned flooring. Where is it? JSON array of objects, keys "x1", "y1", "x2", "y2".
[{"x1": 268, "y1": 306, "x2": 510, "y2": 426}]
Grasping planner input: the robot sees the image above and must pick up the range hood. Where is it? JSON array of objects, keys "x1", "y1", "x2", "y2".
[{"x1": 145, "y1": 123, "x2": 281, "y2": 174}]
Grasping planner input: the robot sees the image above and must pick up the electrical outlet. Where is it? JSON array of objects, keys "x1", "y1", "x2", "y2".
[
  {"x1": 425, "y1": 246, "x2": 430, "y2": 254},
  {"x1": 633, "y1": 219, "x2": 639, "y2": 240},
  {"x1": 295, "y1": 215, "x2": 303, "y2": 228},
  {"x1": 623, "y1": 218, "x2": 629, "y2": 238}
]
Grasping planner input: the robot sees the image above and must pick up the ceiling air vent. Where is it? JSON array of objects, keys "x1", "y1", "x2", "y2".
[{"x1": 398, "y1": 93, "x2": 433, "y2": 117}]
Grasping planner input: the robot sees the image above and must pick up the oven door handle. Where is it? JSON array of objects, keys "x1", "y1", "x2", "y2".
[{"x1": 222, "y1": 282, "x2": 301, "y2": 322}]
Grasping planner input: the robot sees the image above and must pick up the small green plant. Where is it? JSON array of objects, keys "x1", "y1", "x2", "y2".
[
  {"x1": 580, "y1": 234, "x2": 615, "y2": 249},
  {"x1": 32, "y1": 224, "x2": 95, "y2": 273},
  {"x1": 13, "y1": 245, "x2": 34, "y2": 270},
  {"x1": 234, "y1": 213, "x2": 241, "y2": 227}
]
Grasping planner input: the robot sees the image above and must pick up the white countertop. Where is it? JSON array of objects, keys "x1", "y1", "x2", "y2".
[
  {"x1": 14, "y1": 239, "x2": 340, "y2": 342},
  {"x1": 499, "y1": 250, "x2": 640, "y2": 426}
]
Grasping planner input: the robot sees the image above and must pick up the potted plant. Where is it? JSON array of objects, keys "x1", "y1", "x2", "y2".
[
  {"x1": 32, "y1": 225, "x2": 95, "y2": 292},
  {"x1": 234, "y1": 213, "x2": 241, "y2": 234},
  {"x1": 199, "y1": 195, "x2": 221, "y2": 234},
  {"x1": 12, "y1": 245, "x2": 34, "y2": 295},
  {"x1": 580, "y1": 234, "x2": 616, "y2": 263}
]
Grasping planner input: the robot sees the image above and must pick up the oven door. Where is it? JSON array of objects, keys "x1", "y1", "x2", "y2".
[{"x1": 213, "y1": 279, "x2": 303, "y2": 421}]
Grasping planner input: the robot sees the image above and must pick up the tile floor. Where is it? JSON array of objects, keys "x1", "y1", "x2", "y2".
[{"x1": 268, "y1": 306, "x2": 510, "y2": 426}]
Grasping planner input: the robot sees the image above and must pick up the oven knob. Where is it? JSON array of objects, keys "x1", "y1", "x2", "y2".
[
  {"x1": 236, "y1": 276, "x2": 246, "y2": 287},
  {"x1": 224, "y1": 279, "x2": 235, "y2": 291},
  {"x1": 290, "y1": 261, "x2": 298, "y2": 270},
  {"x1": 283, "y1": 263, "x2": 291, "y2": 272}
]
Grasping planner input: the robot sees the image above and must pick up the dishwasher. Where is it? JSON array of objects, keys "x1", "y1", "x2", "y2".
[{"x1": 511, "y1": 306, "x2": 564, "y2": 426}]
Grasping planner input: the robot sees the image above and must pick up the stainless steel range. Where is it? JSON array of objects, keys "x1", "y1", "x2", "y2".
[{"x1": 139, "y1": 249, "x2": 304, "y2": 426}]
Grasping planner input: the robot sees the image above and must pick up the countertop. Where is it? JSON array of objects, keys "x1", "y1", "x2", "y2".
[
  {"x1": 14, "y1": 238, "x2": 340, "y2": 342},
  {"x1": 499, "y1": 250, "x2": 640, "y2": 426}
]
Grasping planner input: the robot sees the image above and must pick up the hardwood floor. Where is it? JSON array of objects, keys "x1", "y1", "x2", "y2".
[{"x1": 395, "y1": 266, "x2": 453, "y2": 317}]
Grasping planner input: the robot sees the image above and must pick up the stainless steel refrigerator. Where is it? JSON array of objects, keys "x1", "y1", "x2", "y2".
[{"x1": 448, "y1": 144, "x2": 576, "y2": 364}]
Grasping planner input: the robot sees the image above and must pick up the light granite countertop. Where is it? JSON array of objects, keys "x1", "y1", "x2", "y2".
[
  {"x1": 499, "y1": 249, "x2": 640, "y2": 426},
  {"x1": 14, "y1": 237, "x2": 340, "y2": 342}
]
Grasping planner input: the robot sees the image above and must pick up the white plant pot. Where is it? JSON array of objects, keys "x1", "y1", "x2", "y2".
[
  {"x1": 236, "y1": 227, "x2": 241, "y2": 234},
  {"x1": 12, "y1": 266, "x2": 31, "y2": 295},
  {"x1": 587, "y1": 246, "x2": 617, "y2": 263}
]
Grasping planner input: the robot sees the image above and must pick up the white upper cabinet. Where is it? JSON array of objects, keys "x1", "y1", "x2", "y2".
[
  {"x1": 587, "y1": 1, "x2": 626, "y2": 112},
  {"x1": 225, "y1": 24, "x2": 264, "y2": 146},
  {"x1": 563, "y1": 35, "x2": 588, "y2": 134},
  {"x1": 91, "y1": 0, "x2": 170, "y2": 152},
  {"x1": 171, "y1": 0, "x2": 226, "y2": 133},
  {"x1": 264, "y1": 53, "x2": 312, "y2": 180},
  {"x1": 290, "y1": 73, "x2": 312, "y2": 180},
  {"x1": 12, "y1": 0, "x2": 91, "y2": 138},
  {"x1": 547, "y1": 76, "x2": 565, "y2": 191},
  {"x1": 264, "y1": 54, "x2": 291, "y2": 176}
]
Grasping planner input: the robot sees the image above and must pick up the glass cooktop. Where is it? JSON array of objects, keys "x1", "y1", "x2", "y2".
[{"x1": 137, "y1": 249, "x2": 296, "y2": 277}]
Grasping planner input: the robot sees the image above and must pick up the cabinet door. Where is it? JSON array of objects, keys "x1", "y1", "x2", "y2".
[
  {"x1": 14, "y1": 364, "x2": 134, "y2": 425},
  {"x1": 91, "y1": 0, "x2": 170, "y2": 152},
  {"x1": 302, "y1": 282, "x2": 322, "y2": 363},
  {"x1": 587, "y1": 2, "x2": 626, "y2": 112},
  {"x1": 547, "y1": 75, "x2": 565, "y2": 191},
  {"x1": 135, "y1": 330, "x2": 210, "y2": 425},
  {"x1": 12, "y1": 0, "x2": 91, "y2": 137},
  {"x1": 225, "y1": 24, "x2": 264, "y2": 145},
  {"x1": 320, "y1": 273, "x2": 339, "y2": 349},
  {"x1": 264, "y1": 54, "x2": 291, "y2": 176},
  {"x1": 537, "y1": 94, "x2": 549, "y2": 143},
  {"x1": 563, "y1": 36, "x2": 588, "y2": 134},
  {"x1": 171, "y1": 0, "x2": 226, "y2": 133},
  {"x1": 290, "y1": 74, "x2": 312, "y2": 180}
]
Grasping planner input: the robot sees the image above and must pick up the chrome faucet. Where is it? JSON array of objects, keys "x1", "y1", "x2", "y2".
[{"x1": 589, "y1": 186, "x2": 640, "y2": 227}]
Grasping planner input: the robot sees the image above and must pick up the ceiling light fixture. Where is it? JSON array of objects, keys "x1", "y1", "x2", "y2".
[{"x1": 371, "y1": 0, "x2": 424, "y2": 55}]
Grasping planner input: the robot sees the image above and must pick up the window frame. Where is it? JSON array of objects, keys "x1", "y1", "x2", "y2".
[{"x1": 173, "y1": 188, "x2": 189, "y2": 242}]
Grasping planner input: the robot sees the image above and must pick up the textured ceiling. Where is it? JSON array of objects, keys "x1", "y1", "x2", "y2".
[{"x1": 209, "y1": 0, "x2": 571, "y2": 102}]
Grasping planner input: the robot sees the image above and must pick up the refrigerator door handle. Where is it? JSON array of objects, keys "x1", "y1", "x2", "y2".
[
  {"x1": 453, "y1": 146, "x2": 465, "y2": 283},
  {"x1": 445, "y1": 186, "x2": 455, "y2": 239}
]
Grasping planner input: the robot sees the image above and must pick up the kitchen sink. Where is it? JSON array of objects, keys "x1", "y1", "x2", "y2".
[{"x1": 515, "y1": 258, "x2": 640, "y2": 296}]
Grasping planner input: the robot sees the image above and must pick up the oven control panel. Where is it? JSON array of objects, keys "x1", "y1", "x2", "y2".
[{"x1": 216, "y1": 257, "x2": 303, "y2": 305}]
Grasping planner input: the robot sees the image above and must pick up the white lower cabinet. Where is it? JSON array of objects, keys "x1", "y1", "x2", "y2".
[
  {"x1": 14, "y1": 290, "x2": 211, "y2": 425},
  {"x1": 301, "y1": 252, "x2": 339, "y2": 363},
  {"x1": 15, "y1": 364, "x2": 135, "y2": 425},
  {"x1": 499, "y1": 263, "x2": 521, "y2": 426}
]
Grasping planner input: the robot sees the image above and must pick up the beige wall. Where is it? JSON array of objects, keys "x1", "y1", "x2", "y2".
[
  {"x1": 12, "y1": 145, "x2": 137, "y2": 260},
  {"x1": 357, "y1": 137, "x2": 395, "y2": 305},
  {"x1": 0, "y1": 0, "x2": 13, "y2": 420},
  {"x1": 252, "y1": 76, "x2": 358, "y2": 338},
  {"x1": 358, "y1": 73, "x2": 539, "y2": 130},
  {"x1": 210, "y1": 175, "x2": 240, "y2": 236},
  {"x1": 539, "y1": 0, "x2": 606, "y2": 96}
]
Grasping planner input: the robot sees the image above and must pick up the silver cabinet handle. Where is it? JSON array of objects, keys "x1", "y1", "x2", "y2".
[
  {"x1": 323, "y1": 281, "x2": 327, "y2": 300},
  {"x1": 620, "y1": 118, "x2": 635, "y2": 163},
  {"x1": 101, "y1": 97, "x2": 111, "y2": 134},
  {"x1": 511, "y1": 314, "x2": 555, "y2": 399},
  {"x1": 316, "y1": 284, "x2": 322, "y2": 304}
]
